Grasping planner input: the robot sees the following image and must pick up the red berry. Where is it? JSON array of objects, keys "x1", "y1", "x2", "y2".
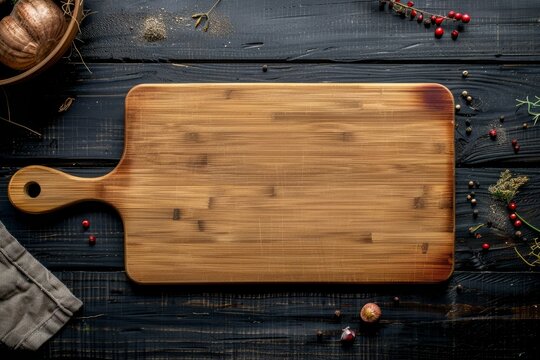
[
  {"x1": 461, "y1": 14, "x2": 471, "y2": 23},
  {"x1": 454, "y1": 13, "x2": 463, "y2": 21},
  {"x1": 417, "y1": 14, "x2": 424, "y2": 23},
  {"x1": 508, "y1": 202, "x2": 517, "y2": 211},
  {"x1": 410, "y1": 9, "x2": 417, "y2": 18},
  {"x1": 88, "y1": 235, "x2": 97, "y2": 245},
  {"x1": 82, "y1": 219, "x2": 90, "y2": 229},
  {"x1": 434, "y1": 27, "x2": 444, "y2": 38},
  {"x1": 482, "y1": 243, "x2": 490, "y2": 250},
  {"x1": 430, "y1": 15, "x2": 437, "y2": 24},
  {"x1": 511, "y1": 139, "x2": 518, "y2": 147},
  {"x1": 514, "y1": 220, "x2": 522, "y2": 228},
  {"x1": 451, "y1": 30, "x2": 459, "y2": 40},
  {"x1": 509, "y1": 213, "x2": 518, "y2": 221},
  {"x1": 448, "y1": 11, "x2": 456, "y2": 18},
  {"x1": 489, "y1": 129, "x2": 497, "y2": 138},
  {"x1": 395, "y1": 0, "x2": 401, "y2": 2},
  {"x1": 435, "y1": 17, "x2": 444, "y2": 25},
  {"x1": 514, "y1": 144, "x2": 521, "y2": 153},
  {"x1": 407, "y1": 1, "x2": 414, "y2": 6}
]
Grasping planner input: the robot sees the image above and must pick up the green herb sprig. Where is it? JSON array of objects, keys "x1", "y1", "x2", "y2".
[
  {"x1": 191, "y1": 0, "x2": 222, "y2": 32},
  {"x1": 488, "y1": 170, "x2": 529, "y2": 204},
  {"x1": 516, "y1": 96, "x2": 540, "y2": 126}
]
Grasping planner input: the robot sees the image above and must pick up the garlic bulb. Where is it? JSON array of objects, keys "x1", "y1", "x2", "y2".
[{"x1": 0, "y1": 0, "x2": 66, "y2": 71}]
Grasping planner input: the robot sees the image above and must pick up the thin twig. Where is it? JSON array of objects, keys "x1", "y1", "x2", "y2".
[
  {"x1": 516, "y1": 96, "x2": 540, "y2": 126},
  {"x1": 0, "y1": 88, "x2": 42, "y2": 137},
  {"x1": 192, "y1": 0, "x2": 223, "y2": 32}
]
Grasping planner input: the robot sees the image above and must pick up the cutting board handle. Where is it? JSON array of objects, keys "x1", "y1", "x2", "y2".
[{"x1": 8, "y1": 165, "x2": 106, "y2": 214}]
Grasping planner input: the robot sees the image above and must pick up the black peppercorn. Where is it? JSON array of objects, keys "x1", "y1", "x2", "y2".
[
  {"x1": 262, "y1": 64, "x2": 268, "y2": 72},
  {"x1": 473, "y1": 209, "x2": 479, "y2": 218}
]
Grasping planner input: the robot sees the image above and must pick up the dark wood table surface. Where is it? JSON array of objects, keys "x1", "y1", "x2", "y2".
[{"x1": 1, "y1": 0, "x2": 539, "y2": 358}]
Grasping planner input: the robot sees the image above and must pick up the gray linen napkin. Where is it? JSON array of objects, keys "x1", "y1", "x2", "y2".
[{"x1": 0, "y1": 221, "x2": 82, "y2": 350}]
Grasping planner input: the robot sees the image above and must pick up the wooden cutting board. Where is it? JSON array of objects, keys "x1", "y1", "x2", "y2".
[{"x1": 8, "y1": 83, "x2": 455, "y2": 284}]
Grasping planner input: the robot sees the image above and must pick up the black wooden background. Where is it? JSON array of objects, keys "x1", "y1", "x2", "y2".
[{"x1": 1, "y1": 1, "x2": 539, "y2": 358}]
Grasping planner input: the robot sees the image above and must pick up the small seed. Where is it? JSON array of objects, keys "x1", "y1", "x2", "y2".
[
  {"x1": 473, "y1": 209, "x2": 479, "y2": 218},
  {"x1": 262, "y1": 64, "x2": 268, "y2": 72},
  {"x1": 468, "y1": 180, "x2": 475, "y2": 188},
  {"x1": 462, "y1": 70, "x2": 469, "y2": 77},
  {"x1": 456, "y1": 284, "x2": 463, "y2": 292},
  {"x1": 471, "y1": 198, "x2": 477, "y2": 206},
  {"x1": 461, "y1": 90, "x2": 468, "y2": 97},
  {"x1": 515, "y1": 231, "x2": 523, "y2": 238},
  {"x1": 466, "y1": 95, "x2": 473, "y2": 103},
  {"x1": 499, "y1": 115, "x2": 505, "y2": 122},
  {"x1": 466, "y1": 126, "x2": 472, "y2": 135},
  {"x1": 523, "y1": 123, "x2": 528, "y2": 129},
  {"x1": 455, "y1": 104, "x2": 461, "y2": 111},
  {"x1": 467, "y1": 194, "x2": 472, "y2": 201}
]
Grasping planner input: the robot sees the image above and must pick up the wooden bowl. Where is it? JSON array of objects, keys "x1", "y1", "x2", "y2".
[{"x1": 0, "y1": 0, "x2": 83, "y2": 86}]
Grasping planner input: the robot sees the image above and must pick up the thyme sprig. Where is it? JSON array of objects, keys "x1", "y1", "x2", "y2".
[
  {"x1": 380, "y1": 0, "x2": 453, "y2": 21},
  {"x1": 191, "y1": 0, "x2": 222, "y2": 32},
  {"x1": 488, "y1": 170, "x2": 529, "y2": 204},
  {"x1": 514, "y1": 238, "x2": 540, "y2": 267},
  {"x1": 516, "y1": 96, "x2": 540, "y2": 126}
]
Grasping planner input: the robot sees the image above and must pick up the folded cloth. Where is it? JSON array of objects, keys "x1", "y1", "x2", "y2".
[{"x1": 0, "y1": 222, "x2": 82, "y2": 351}]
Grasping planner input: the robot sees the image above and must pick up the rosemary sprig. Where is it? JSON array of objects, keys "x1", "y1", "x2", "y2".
[
  {"x1": 516, "y1": 213, "x2": 540, "y2": 234},
  {"x1": 191, "y1": 0, "x2": 222, "y2": 32},
  {"x1": 516, "y1": 96, "x2": 540, "y2": 126}
]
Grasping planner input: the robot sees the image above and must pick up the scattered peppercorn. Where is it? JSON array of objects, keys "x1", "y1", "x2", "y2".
[
  {"x1": 468, "y1": 180, "x2": 475, "y2": 188},
  {"x1": 466, "y1": 126, "x2": 472, "y2": 135},
  {"x1": 508, "y1": 201, "x2": 517, "y2": 211},
  {"x1": 481, "y1": 243, "x2": 490, "y2": 250},
  {"x1": 462, "y1": 70, "x2": 469, "y2": 77},
  {"x1": 514, "y1": 144, "x2": 521, "y2": 153},
  {"x1": 465, "y1": 119, "x2": 471, "y2": 126},
  {"x1": 523, "y1": 123, "x2": 528, "y2": 129},
  {"x1": 466, "y1": 95, "x2": 473, "y2": 103},
  {"x1": 456, "y1": 284, "x2": 463, "y2": 292},
  {"x1": 515, "y1": 231, "x2": 523, "y2": 238},
  {"x1": 451, "y1": 30, "x2": 459, "y2": 40},
  {"x1": 511, "y1": 139, "x2": 518, "y2": 147},
  {"x1": 489, "y1": 129, "x2": 497, "y2": 139},
  {"x1": 471, "y1": 198, "x2": 477, "y2": 206},
  {"x1": 82, "y1": 219, "x2": 90, "y2": 229},
  {"x1": 509, "y1": 213, "x2": 517, "y2": 221},
  {"x1": 393, "y1": 296, "x2": 400, "y2": 305},
  {"x1": 88, "y1": 235, "x2": 96, "y2": 246},
  {"x1": 262, "y1": 64, "x2": 268, "y2": 72},
  {"x1": 514, "y1": 220, "x2": 523, "y2": 228},
  {"x1": 333, "y1": 309, "x2": 342, "y2": 322},
  {"x1": 455, "y1": 104, "x2": 461, "y2": 112},
  {"x1": 467, "y1": 194, "x2": 472, "y2": 201},
  {"x1": 461, "y1": 90, "x2": 468, "y2": 97},
  {"x1": 499, "y1": 115, "x2": 505, "y2": 122},
  {"x1": 316, "y1": 330, "x2": 323, "y2": 343},
  {"x1": 475, "y1": 233, "x2": 482, "y2": 239},
  {"x1": 473, "y1": 209, "x2": 479, "y2": 218}
]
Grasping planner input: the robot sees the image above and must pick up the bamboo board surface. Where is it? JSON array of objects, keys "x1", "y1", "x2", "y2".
[{"x1": 8, "y1": 83, "x2": 455, "y2": 284}]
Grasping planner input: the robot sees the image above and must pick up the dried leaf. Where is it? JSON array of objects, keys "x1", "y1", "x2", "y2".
[{"x1": 195, "y1": 16, "x2": 203, "y2": 28}]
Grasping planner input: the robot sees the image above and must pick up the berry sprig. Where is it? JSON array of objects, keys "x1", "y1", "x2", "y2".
[{"x1": 379, "y1": 0, "x2": 471, "y2": 39}]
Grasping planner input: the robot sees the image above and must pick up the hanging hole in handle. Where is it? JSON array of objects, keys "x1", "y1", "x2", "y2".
[{"x1": 24, "y1": 181, "x2": 41, "y2": 198}]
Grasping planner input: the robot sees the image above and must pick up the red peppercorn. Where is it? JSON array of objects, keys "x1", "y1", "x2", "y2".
[
  {"x1": 435, "y1": 17, "x2": 444, "y2": 25},
  {"x1": 509, "y1": 213, "x2": 518, "y2": 221},
  {"x1": 434, "y1": 27, "x2": 444, "y2": 38},
  {"x1": 489, "y1": 129, "x2": 497, "y2": 138},
  {"x1": 82, "y1": 219, "x2": 90, "y2": 229},
  {"x1": 430, "y1": 15, "x2": 437, "y2": 24},
  {"x1": 395, "y1": 0, "x2": 401, "y2": 2},
  {"x1": 340, "y1": 327, "x2": 356, "y2": 344},
  {"x1": 461, "y1": 14, "x2": 471, "y2": 23},
  {"x1": 451, "y1": 30, "x2": 459, "y2": 40},
  {"x1": 448, "y1": 11, "x2": 456, "y2": 18},
  {"x1": 417, "y1": 14, "x2": 424, "y2": 23},
  {"x1": 410, "y1": 9, "x2": 417, "y2": 18},
  {"x1": 511, "y1": 139, "x2": 518, "y2": 147},
  {"x1": 407, "y1": 1, "x2": 414, "y2": 7},
  {"x1": 508, "y1": 202, "x2": 517, "y2": 211},
  {"x1": 88, "y1": 235, "x2": 97, "y2": 245},
  {"x1": 481, "y1": 243, "x2": 490, "y2": 250},
  {"x1": 454, "y1": 13, "x2": 463, "y2": 21},
  {"x1": 514, "y1": 144, "x2": 521, "y2": 153},
  {"x1": 514, "y1": 220, "x2": 523, "y2": 228}
]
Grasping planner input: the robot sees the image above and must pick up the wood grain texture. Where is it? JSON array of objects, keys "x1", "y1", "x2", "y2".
[
  {"x1": 77, "y1": 0, "x2": 540, "y2": 62},
  {"x1": 8, "y1": 83, "x2": 455, "y2": 283},
  {"x1": 2, "y1": 63, "x2": 539, "y2": 167},
  {"x1": 1, "y1": 271, "x2": 538, "y2": 360}
]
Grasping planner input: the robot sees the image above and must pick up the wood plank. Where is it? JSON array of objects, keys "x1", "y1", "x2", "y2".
[
  {"x1": 76, "y1": 0, "x2": 540, "y2": 61},
  {"x1": 1, "y1": 63, "x2": 539, "y2": 166},
  {"x1": 7, "y1": 83, "x2": 455, "y2": 284},
  {"x1": 1, "y1": 167, "x2": 539, "y2": 272},
  {"x1": 1, "y1": 270, "x2": 538, "y2": 359}
]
